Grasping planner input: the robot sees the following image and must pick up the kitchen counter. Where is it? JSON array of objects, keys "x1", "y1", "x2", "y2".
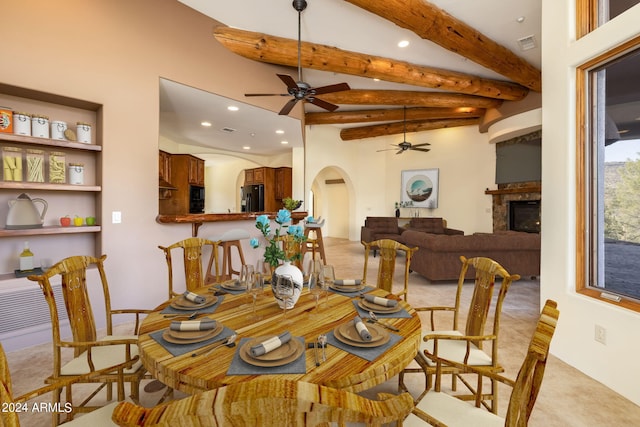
[{"x1": 156, "y1": 211, "x2": 308, "y2": 237}]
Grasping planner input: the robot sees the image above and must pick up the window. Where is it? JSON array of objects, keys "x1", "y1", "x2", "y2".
[
  {"x1": 577, "y1": 37, "x2": 640, "y2": 310},
  {"x1": 577, "y1": 0, "x2": 640, "y2": 38}
]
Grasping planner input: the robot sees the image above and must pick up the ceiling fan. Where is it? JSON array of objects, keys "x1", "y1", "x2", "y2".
[
  {"x1": 377, "y1": 107, "x2": 431, "y2": 154},
  {"x1": 244, "y1": 0, "x2": 350, "y2": 116}
]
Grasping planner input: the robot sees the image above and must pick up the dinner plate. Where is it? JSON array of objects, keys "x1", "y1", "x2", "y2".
[
  {"x1": 329, "y1": 283, "x2": 365, "y2": 293},
  {"x1": 359, "y1": 299, "x2": 402, "y2": 314},
  {"x1": 166, "y1": 321, "x2": 223, "y2": 340},
  {"x1": 333, "y1": 321, "x2": 390, "y2": 348},
  {"x1": 239, "y1": 336, "x2": 304, "y2": 367},
  {"x1": 221, "y1": 280, "x2": 247, "y2": 291},
  {"x1": 170, "y1": 295, "x2": 218, "y2": 310},
  {"x1": 161, "y1": 322, "x2": 223, "y2": 344}
]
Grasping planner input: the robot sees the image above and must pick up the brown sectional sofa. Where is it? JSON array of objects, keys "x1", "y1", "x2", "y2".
[{"x1": 398, "y1": 230, "x2": 540, "y2": 281}]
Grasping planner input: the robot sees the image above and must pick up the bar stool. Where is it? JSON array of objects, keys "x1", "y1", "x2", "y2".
[
  {"x1": 205, "y1": 229, "x2": 249, "y2": 283},
  {"x1": 301, "y1": 218, "x2": 326, "y2": 266}
]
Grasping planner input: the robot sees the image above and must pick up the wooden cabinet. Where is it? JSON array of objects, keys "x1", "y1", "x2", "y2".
[
  {"x1": 275, "y1": 167, "x2": 292, "y2": 200},
  {"x1": 0, "y1": 84, "x2": 102, "y2": 276},
  {"x1": 245, "y1": 169, "x2": 254, "y2": 184},
  {"x1": 159, "y1": 153, "x2": 205, "y2": 215},
  {"x1": 159, "y1": 150, "x2": 172, "y2": 183},
  {"x1": 243, "y1": 166, "x2": 291, "y2": 212}
]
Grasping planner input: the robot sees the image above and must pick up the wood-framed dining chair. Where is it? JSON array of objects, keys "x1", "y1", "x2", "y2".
[
  {"x1": 27, "y1": 255, "x2": 151, "y2": 425},
  {"x1": 402, "y1": 300, "x2": 560, "y2": 427},
  {"x1": 158, "y1": 237, "x2": 220, "y2": 298},
  {"x1": 111, "y1": 378, "x2": 414, "y2": 426},
  {"x1": 361, "y1": 239, "x2": 418, "y2": 302},
  {"x1": 399, "y1": 256, "x2": 520, "y2": 411}
]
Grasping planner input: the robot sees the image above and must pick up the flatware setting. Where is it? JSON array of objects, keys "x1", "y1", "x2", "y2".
[
  {"x1": 190, "y1": 334, "x2": 237, "y2": 358},
  {"x1": 163, "y1": 310, "x2": 202, "y2": 319},
  {"x1": 366, "y1": 311, "x2": 400, "y2": 332}
]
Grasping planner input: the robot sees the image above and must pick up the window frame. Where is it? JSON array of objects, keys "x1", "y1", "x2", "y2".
[{"x1": 576, "y1": 35, "x2": 640, "y2": 312}]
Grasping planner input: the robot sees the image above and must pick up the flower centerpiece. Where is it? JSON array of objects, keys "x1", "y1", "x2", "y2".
[{"x1": 250, "y1": 209, "x2": 306, "y2": 308}]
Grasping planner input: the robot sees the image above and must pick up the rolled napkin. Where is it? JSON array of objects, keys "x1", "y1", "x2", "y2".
[
  {"x1": 334, "y1": 279, "x2": 362, "y2": 286},
  {"x1": 353, "y1": 316, "x2": 372, "y2": 341},
  {"x1": 183, "y1": 291, "x2": 205, "y2": 304},
  {"x1": 363, "y1": 294, "x2": 398, "y2": 307},
  {"x1": 170, "y1": 319, "x2": 217, "y2": 331},
  {"x1": 249, "y1": 331, "x2": 292, "y2": 357}
]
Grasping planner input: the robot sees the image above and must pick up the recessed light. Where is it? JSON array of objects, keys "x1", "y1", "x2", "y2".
[
  {"x1": 201, "y1": 121, "x2": 212, "y2": 127},
  {"x1": 275, "y1": 129, "x2": 285, "y2": 134},
  {"x1": 281, "y1": 140, "x2": 289, "y2": 145},
  {"x1": 398, "y1": 40, "x2": 409, "y2": 48},
  {"x1": 516, "y1": 16, "x2": 525, "y2": 23},
  {"x1": 373, "y1": 78, "x2": 381, "y2": 82},
  {"x1": 227, "y1": 106, "x2": 239, "y2": 111},
  {"x1": 242, "y1": 146, "x2": 251, "y2": 150}
]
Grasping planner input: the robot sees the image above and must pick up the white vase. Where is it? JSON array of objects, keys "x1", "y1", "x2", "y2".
[{"x1": 272, "y1": 261, "x2": 303, "y2": 309}]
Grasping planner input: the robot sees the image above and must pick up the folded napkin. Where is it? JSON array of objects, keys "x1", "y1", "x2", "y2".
[
  {"x1": 364, "y1": 294, "x2": 398, "y2": 307},
  {"x1": 353, "y1": 316, "x2": 372, "y2": 341},
  {"x1": 170, "y1": 319, "x2": 217, "y2": 331},
  {"x1": 334, "y1": 279, "x2": 361, "y2": 286},
  {"x1": 183, "y1": 291, "x2": 205, "y2": 304},
  {"x1": 249, "y1": 331, "x2": 292, "y2": 357}
]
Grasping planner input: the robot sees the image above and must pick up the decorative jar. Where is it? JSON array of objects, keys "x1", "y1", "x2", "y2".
[{"x1": 272, "y1": 261, "x2": 304, "y2": 309}]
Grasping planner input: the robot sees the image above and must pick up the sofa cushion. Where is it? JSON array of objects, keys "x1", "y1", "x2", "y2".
[
  {"x1": 364, "y1": 217, "x2": 399, "y2": 234},
  {"x1": 406, "y1": 217, "x2": 445, "y2": 234}
]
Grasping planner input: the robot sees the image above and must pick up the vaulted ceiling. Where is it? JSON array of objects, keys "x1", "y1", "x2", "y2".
[{"x1": 169, "y1": 0, "x2": 542, "y2": 154}]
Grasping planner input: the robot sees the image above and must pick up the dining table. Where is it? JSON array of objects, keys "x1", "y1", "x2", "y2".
[{"x1": 138, "y1": 281, "x2": 421, "y2": 395}]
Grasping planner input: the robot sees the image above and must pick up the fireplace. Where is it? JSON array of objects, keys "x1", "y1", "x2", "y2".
[{"x1": 509, "y1": 200, "x2": 540, "y2": 233}]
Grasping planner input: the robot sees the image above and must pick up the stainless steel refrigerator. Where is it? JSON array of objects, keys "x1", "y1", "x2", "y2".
[{"x1": 242, "y1": 184, "x2": 264, "y2": 212}]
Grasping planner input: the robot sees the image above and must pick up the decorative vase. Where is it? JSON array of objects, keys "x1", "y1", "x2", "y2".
[
  {"x1": 272, "y1": 261, "x2": 304, "y2": 309},
  {"x1": 395, "y1": 208, "x2": 400, "y2": 218}
]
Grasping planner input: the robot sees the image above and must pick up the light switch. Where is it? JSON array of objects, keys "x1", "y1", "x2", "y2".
[{"x1": 112, "y1": 211, "x2": 122, "y2": 224}]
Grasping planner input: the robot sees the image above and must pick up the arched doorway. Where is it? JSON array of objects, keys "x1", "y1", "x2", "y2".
[{"x1": 309, "y1": 166, "x2": 354, "y2": 239}]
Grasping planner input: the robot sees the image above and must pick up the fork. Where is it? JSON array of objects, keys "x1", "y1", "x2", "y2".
[
  {"x1": 190, "y1": 334, "x2": 237, "y2": 357},
  {"x1": 367, "y1": 311, "x2": 400, "y2": 332},
  {"x1": 317, "y1": 334, "x2": 327, "y2": 362},
  {"x1": 163, "y1": 310, "x2": 201, "y2": 319}
]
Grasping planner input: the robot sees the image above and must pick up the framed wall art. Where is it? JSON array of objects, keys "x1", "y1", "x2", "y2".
[{"x1": 401, "y1": 168, "x2": 439, "y2": 208}]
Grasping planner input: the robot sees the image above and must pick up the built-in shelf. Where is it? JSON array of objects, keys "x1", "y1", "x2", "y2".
[
  {"x1": 0, "y1": 182, "x2": 101, "y2": 192},
  {"x1": 484, "y1": 185, "x2": 541, "y2": 196},
  {"x1": 0, "y1": 225, "x2": 100, "y2": 238},
  {"x1": 0, "y1": 132, "x2": 101, "y2": 152}
]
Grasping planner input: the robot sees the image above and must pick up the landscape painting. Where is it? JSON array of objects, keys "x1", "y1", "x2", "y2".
[{"x1": 401, "y1": 168, "x2": 439, "y2": 208}]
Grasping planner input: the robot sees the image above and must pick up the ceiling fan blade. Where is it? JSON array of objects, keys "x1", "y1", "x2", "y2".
[
  {"x1": 277, "y1": 74, "x2": 299, "y2": 91},
  {"x1": 245, "y1": 93, "x2": 290, "y2": 97},
  {"x1": 396, "y1": 149, "x2": 404, "y2": 155},
  {"x1": 312, "y1": 82, "x2": 351, "y2": 95},
  {"x1": 308, "y1": 97, "x2": 339, "y2": 112},
  {"x1": 410, "y1": 147, "x2": 431, "y2": 152},
  {"x1": 411, "y1": 142, "x2": 431, "y2": 147},
  {"x1": 279, "y1": 98, "x2": 299, "y2": 115}
]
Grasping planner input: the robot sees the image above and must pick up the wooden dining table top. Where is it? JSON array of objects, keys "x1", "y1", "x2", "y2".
[{"x1": 138, "y1": 285, "x2": 421, "y2": 395}]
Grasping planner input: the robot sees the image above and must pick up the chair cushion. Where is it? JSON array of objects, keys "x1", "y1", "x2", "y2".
[
  {"x1": 402, "y1": 391, "x2": 503, "y2": 427},
  {"x1": 60, "y1": 335, "x2": 143, "y2": 376},
  {"x1": 420, "y1": 330, "x2": 493, "y2": 366},
  {"x1": 62, "y1": 400, "x2": 121, "y2": 426}
]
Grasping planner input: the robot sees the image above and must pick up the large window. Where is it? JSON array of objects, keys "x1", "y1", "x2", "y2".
[
  {"x1": 577, "y1": 0, "x2": 640, "y2": 37},
  {"x1": 577, "y1": 37, "x2": 640, "y2": 310}
]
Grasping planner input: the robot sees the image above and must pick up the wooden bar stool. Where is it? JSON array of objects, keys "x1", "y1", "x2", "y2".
[
  {"x1": 205, "y1": 229, "x2": 249, "y2": 283},
  {"x1": 301, "y1": 218, "x2": 326, "y2": 265}
]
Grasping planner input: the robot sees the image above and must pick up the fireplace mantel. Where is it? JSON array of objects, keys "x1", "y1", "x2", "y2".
[{"x1": 486, "y1": 182, "x2": 541, "y2": 232}]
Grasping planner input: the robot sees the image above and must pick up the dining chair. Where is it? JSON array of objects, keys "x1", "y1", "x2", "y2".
[
  {"x1": 27, "y1": 255, "x2": 151, "y2": 425},
  {"x1": 398, "y1": 256, "x2": 520, "y2": 411},
  {"x1": 158, "y1": 237, "x2": 220, "y2": 298},
  {"x1": 361, "y1": 239, "x2": 418, "y2": 301},
  {"x1": 111, "y1": 378, "x2": 414, "y2": 426},
  {"x1": 401, "y1": 300, "x2": 560, "y2": 427}
]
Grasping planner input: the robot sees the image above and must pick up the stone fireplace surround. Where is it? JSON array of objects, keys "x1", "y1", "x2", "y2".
[{"x1": 486, "y1": 181, "x2": 541, "y2": 232}]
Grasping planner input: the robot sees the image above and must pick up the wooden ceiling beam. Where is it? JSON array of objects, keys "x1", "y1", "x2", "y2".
[
  {"x1": 340, "y1": 118, "x2": 480, "y2": 141},
  {"x1": 316, "y1": 89, "x2": 501, "y2": 109},
  {"x1": 305, "y1": 107, "x2": 484, "y2": 125},
  {"x1": 344, "y1": 0, "x2": 541, "y2": 92},
  {"x1": 213, "y1": 26, "x2": 529, "y2": 101}
]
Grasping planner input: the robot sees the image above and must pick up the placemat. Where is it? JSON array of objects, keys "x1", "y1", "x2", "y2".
[
  {"x1": 227, "y1": 337, "x2": 307, "y2": 375},
  {"x1": 326, "y1": 330, "x2": 402, "y2": 362},
  {"x1": 351, "y1": 299, "x2": 412, "y2": 319},
  {"x1": 210, "y1": 284, "x2": 246, "y2": 295},
  {"x1": 328, "y1": 285, "x2": 374, "y2": 297},
  {"x1": 149, "y1": 325, "x2": 235, "y2": 357},
  {"x1": 160, "y1": 295, "x2": 225, "y2": 315}
]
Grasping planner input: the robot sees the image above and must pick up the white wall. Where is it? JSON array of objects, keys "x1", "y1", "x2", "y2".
[
  {"x1": 304, "y1": 124, "x2": 495, "y2": 240},
  {"x1": 541, "y1": 1, "x2": 640, "y2": 405}
]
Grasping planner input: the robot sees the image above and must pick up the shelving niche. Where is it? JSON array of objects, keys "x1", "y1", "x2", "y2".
[{"x1": 0, "y1": 83, "x2": 102, "y2": 276}]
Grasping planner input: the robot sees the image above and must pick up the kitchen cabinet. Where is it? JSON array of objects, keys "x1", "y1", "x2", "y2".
[
  {"x1": 159, "y1": 153, "x2": 205, "y2": 215},
  {"x1": 0, "y1": 83, "x2": 101, "y2": 276},
  {"x1": 275, "y1": 167, "x2": 292, "y2": 200},
  {"x1": 187, "y1": 155, "x2": 204, "y2": 186},
  {"x1": 243, "y1": 166, "x2": 291, "y2": 212},
  {"x1": 159, "y1": 150, "x2": 172, "y2": 183}
]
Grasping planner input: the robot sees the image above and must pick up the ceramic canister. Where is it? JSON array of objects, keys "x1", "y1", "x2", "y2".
[
  {"x1": 13, "y1": 112, "x2": 31, "y2": 136},
  {"x1": 77, "y1": 122, "x2": 91, "y2": 143},
  {"x1": 31, "y1": 115, "x2": 49, "y2": 138},
  {"x1": 50, "y1": 120, "x2": 67, "y2": 140},
  {"x1": 69, "y1": 163, "x2": 84, "y2": 185}
]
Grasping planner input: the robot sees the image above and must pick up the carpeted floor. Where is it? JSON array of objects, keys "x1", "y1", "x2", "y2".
[{"x1": 7, "y1": 237, "x2": 640, "y2": 426}]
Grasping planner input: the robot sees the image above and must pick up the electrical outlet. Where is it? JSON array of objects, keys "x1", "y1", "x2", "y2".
[
  {"x1": 595, "y1": 324, "x2": 606, "y2": 345},
  {"x1": 112, "y1": 211, "x2": 122, "y2": 224}
]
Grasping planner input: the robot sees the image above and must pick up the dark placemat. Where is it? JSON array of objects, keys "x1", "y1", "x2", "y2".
[
  {"x1": 328, "y1": 285, "x2": 374, "y2": 297},
  {"x1": 149, "y1": 325, "x2": 235, "y2": 357},
  {"x1": 210, "y1": 283, "x2": 246, "y2": 295},
  {"x1": 351, "y1": 299, "x2": 412, "y2": 319},
  {"x1": 326, "y1": 330, "x2": 402, "y2": 362},
  {"x1": 160, "y1": 295, "x2": 225, "y2": 315},
  {"x1": 14, "y1": 267, "x2": 44, "y2": 278},
  {"x1": 227, "y1": 337, "x2": 307, "y2": 376}
]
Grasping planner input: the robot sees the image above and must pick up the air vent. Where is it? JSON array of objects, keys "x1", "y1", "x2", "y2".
[
  {"x1": 517, "y1": 35, "x2": 537, "y2": 51},
  {"x1": 221, "y1": 127, "x2": 236, "y2": 133}
]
